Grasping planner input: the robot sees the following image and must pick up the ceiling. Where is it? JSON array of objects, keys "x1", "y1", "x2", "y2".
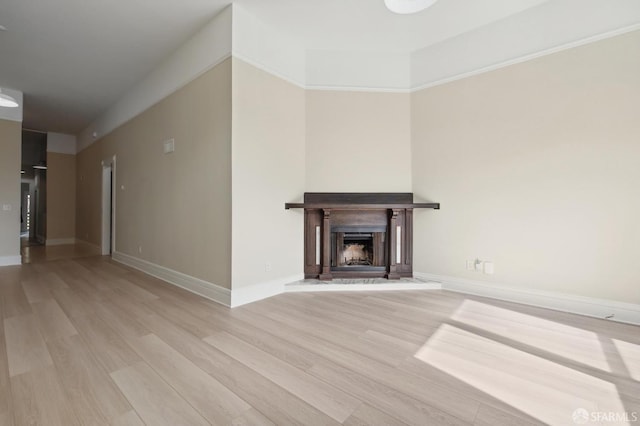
[
  {"x1": 0, "y1": 0, "x2": 574, "y2": 135},
  {"x1": 240, "y1": 0, "x2": 548, "y2": 52}
]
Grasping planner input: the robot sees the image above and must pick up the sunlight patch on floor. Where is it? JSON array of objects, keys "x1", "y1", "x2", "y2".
[
  {"x1": 451, "y1": 299, "x2": 610, "y2": 371},
  {"x1": 613, "y1": 339, "x2": 640, "y2": 381},
  {"x1": 415, "y1": 324, "x2": 627, "y2": 425}
]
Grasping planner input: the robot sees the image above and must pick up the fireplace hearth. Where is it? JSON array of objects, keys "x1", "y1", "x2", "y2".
[{"x1": 285, "y1": 193, "x2": 439, "y2": 280}]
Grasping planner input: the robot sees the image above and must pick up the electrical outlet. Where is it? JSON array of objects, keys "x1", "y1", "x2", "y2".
[
  {"x1": 474, "y1": 259, "x2": 483, "y2": 272},
  {"x1": 2, "y1": 204, "x2": 10, "y2": 211},
  {"x1": 466, "y1": 260, "x2": 475, "y2": 271},
  {"x1": 138, "y1": 246, "x2": 142, "y2": 254},
  {"x1": 483, "y1": 262, "x2": 494, "y2": 274},
  {"x1": 163, "y1": 138, "x2": 175, "y2": 154},
  {"x1": 265, "y1": 262, "x2": 272, "y2": 272}
]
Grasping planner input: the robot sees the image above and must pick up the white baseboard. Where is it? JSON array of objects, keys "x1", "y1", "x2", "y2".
[
  {"x1": 285, "y1": 281, "x2": 442, "y2": 293},
  {"x1": 0, "y1": 255, "x2": 22, "y2": 267},
  {"x1": 417, "y1": 272, "x2": 640, "y2": 326},
  {"x1": 231, "y1": 274, "x2": 304, "y2": 308},
  {"x1": 112, "y1": 251, "x2": 231, "y2": 307},
  {"x1": 46, "y1": 238, "x2": 76, "y2": 246}
]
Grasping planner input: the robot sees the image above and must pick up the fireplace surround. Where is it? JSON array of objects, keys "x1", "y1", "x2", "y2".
[{"x1": 285, "y1": 193, "x2": 439, "y2": 280}]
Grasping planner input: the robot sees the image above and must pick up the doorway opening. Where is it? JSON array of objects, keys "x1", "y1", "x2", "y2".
[
  {"x1": 101, "y1": 157, "x2": 116, "y2": 256},
  {"x1": 21, "y1": 129, "x2": 47, "y2": 248}
]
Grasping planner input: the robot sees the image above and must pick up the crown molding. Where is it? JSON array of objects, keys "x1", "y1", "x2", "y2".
[
  {"x1": 77, "y1": 6, "x2": 232, "y2": 152},
  {"x1": 411, "y1": 23, "x2": 640, "y2": 93},
  {"x1": 75, "y1": 5, "x2": 640, "y2": 153}
]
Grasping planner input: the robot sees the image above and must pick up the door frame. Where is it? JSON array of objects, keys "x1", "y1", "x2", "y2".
[{"x1": 101, "y1": 155, "x2": 116, "y2": 255}]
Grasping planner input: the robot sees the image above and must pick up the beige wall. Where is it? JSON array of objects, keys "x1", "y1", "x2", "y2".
[
  {"x1": 76, "y1": 59, "x2": 232, "y2": 288},
  {"x1": 0, "y1": 119, "x2": 21, "y2": 259},
  {"x1": 412, "y1": 30, "x2": 640, "y2": 304},
  {"x1": 47, "y1": 152, "x2": 76, "y2": 241},
  {"x1": 231, "y1": 58, "x2": 306, "y2": 289},
  {"x1": 305, "y1": 90, "x2": 412, "y2": 192}
]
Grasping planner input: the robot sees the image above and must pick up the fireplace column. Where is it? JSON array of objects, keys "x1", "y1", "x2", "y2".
[
  {"x1": 386, "y1": 209, "x2": 401, "y2": 280},
  {"x1": 318, "y1": 208, "x2": 333, "y2": 280}
]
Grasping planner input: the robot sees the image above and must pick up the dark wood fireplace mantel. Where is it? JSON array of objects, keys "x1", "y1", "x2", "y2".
[{"x1": 285, "y1": 193, "x2": 439, "y2": 280}]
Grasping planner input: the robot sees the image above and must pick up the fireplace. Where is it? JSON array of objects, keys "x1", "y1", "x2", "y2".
[{"x1": 285, "y1": 193, "x2": 439, "y2": 280}]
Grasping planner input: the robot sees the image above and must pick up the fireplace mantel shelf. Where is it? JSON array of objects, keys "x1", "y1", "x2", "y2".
[{"x1": 284, "y1": 202, "x2": 440, "y2": 210}]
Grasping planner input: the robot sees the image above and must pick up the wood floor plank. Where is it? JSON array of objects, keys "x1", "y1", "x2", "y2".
[
  {"x1": 231, "y1": 407, "x2": 276, "y2": 426},
  {"x1": 135, "y1": 312, "x2": 234, "y2": 373},
  {"x1": 47, "y1": 334, "x2": 132, "y2": 424},
  {"x1": 308, "y1": 360, "x2": 470, "y2": 425},
  {"x1": 63, "y1": 276, "x2": 114, "y2": 303},
  {"x1": 343, "y1": 403, "x2": 410, "y2": 426},
  {"x1": 205, "y1": 308, "x2": 318, "y2": 371},
  {"x1": 146, "y1": 296, "x2": 220, "y2": 338},
  {"x1": 0, "y1": 303, "x2": 13, "y2": 425},
  {"x1": 21, "y1": 279, "x2": 54, "y2": 303},
  {"x1": 105, "y1": 287, "x2": 159, "y2": 321},
  {"x1": 0, "y1": 272, "x2": 32, "y2": 319},
  {"x1": 10, "y1": 366, "x2": 80, "y2": 426},
  {"x1": 473, "y1": 403, "x2": 544, "y2": 426},
  {"x1": 249, "y1": 298, "x2": 420, "y2": 367},
  {"x1": 31, "y1": 299, "x2": 78, "y2": 342},
  {"x1": 128, "y1": 333, "x2": 252, "y2": 424},
  {"x1": 110, "y1": 277, "x2": 160, "y2": 301},
  {"x1": 70, "y1": 312, "x2": 141, "y2": 373},
  {"x1": 135, "y1": 313, "x2": 340, "y2": 425},
  {"x1": 4, "y1": 314, "x2": 54, "y2": 377},
  {"x1": 52, "y1": 287, "x2": 100, "y2": 319},
  {"x1": 0, "y1": 410, "x2": 12, "y2": 426},
  {"x1": 204, "y1": 330, "x2": 361, "y2": 423},
  {"x1": 110, "y1": 362, "x2": 209, "y2": 426},
  {"x1": 93, "y1": 299, "x2": 151, "y2": 339},
  {"x1": 207, "y1": 354, "x2": 342, "y2": 426},
  {"x1": 110, "y1": 410, "x2": 145, "y2": 426}
]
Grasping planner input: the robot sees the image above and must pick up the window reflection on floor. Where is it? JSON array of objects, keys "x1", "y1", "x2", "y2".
[
  {"x1": 613, "y1": 339, "x2": 640, "y2": 382},
  {"x1": 451, "y1": 299, "x2": 610, "y2": 371},
  {"x1": 415, "y1": 322, "x2": 629, "y2": 425}
]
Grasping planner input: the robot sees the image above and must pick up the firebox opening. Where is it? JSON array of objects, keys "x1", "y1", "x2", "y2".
[
  {"x1": 341, "y1": 233, "x2": 373, "y2": 266},
  {"x1": 331, "y1": 226, "x2": 386, "y2": 271}
]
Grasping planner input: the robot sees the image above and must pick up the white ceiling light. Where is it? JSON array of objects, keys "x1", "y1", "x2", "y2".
[
  {"x1": 384, "y1": 0, "x2": 438, "y2": 14},
  {"x1": 0, "y1": 89, "x2": 19, "y2": 108}
]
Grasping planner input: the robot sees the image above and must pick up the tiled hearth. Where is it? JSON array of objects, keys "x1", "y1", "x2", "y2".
[{"x1": 284, "y1": 276, "x2": 442, "y2": 292}]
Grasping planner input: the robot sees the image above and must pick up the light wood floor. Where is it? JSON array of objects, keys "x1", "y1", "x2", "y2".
[{"x1": 1, "y1": 250, "x2": 639, "y2": 425}]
